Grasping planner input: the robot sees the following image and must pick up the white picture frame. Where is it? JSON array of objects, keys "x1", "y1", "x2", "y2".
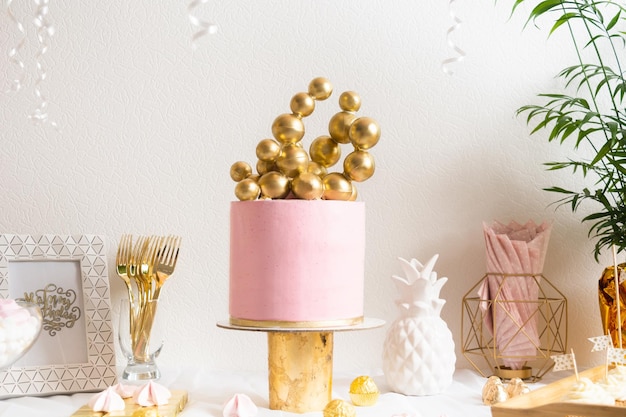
[{"x1": 0, "y1": 234, "x2": 116, "y2": 398}]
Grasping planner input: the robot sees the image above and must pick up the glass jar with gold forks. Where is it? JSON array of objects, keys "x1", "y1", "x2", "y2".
[{"x1": 116, "y1": 234, "x2": 181, "y2": 381}]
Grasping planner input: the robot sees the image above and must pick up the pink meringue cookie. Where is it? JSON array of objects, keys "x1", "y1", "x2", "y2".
[
  {"x1": 223, "y1": 393, "x2": 258, "y2": 417},
  {"x1": 133, "y1": 380, "x2": 172, "y2": 407},
  {"x1": 112, "y1": 382, "x2": 137, "y2": 398},
  {"x1": 88, "y1": 386, "x2": 126, "y2": 412},
  {"x1": 0, "y1": 299, "x2": 30, "y2": 323}
]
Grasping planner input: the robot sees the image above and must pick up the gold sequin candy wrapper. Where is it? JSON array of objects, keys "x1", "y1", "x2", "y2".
[
  {"x1": 349, "y1": 375, "x2": 380, "y2": 406},
  {"x1": 323, "y1": 399, "x2": 356, "y2": 417}
]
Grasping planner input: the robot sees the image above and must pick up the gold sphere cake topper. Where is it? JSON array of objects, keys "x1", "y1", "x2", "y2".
[{"x1": 230, "y1": 77, "x2": 381, "y2": 201}]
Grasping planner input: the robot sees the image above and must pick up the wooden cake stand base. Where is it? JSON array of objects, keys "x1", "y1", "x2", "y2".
[{"x1": 217, "y1": 318, "x2": 384, "y2": 413}]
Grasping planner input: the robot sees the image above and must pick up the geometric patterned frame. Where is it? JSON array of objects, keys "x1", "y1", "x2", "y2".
[{"x1": 0, "y1": 234, "x2": 116, "y2": 398}]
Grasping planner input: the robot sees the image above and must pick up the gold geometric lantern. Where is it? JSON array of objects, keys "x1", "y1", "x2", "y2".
[{"x1": 461, "y1": 273, "x2": 567, "y2": 381}]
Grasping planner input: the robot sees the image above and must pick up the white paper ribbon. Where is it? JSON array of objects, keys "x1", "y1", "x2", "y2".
[
  {"x1": 442, "y1": 0, "x2": 465, "y2": 75},
  {"x1": 29, "y1": 0, "x2": 58, "y2": 128},
  {"x1": 188, "y1": 0, "x2": 218, "y2": 49},
  {"x1": 6, "y1": 0, "x2": 27, "y2": 93}
]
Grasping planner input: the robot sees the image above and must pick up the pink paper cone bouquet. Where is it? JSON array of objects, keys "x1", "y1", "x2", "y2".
[{"x1": 478, "y1": 220, "x2": 552, "y2": 370}]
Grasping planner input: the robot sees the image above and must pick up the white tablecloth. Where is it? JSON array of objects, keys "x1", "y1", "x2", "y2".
[{"x1": 0, "y1": 367, "x2": 550, "y2": 417}]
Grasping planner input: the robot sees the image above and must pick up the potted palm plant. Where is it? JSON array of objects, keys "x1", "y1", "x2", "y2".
[{"x1": 507, "y1": 0, "x2": 626, "y2": 347}]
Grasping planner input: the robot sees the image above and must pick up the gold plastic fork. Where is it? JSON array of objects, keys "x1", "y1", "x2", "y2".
[
  {"x1": 134, "y1": 235, "x2": 173, "y2": 360},
  {"x1": 139, "y1": 235, "x2": 162, "y2": 300},
  {"x1": 153, "y1": 235, "x2": 181, "y2": 300},
  {"x1": 116, "y1": 234, "x2": 135, "y2": 304}
]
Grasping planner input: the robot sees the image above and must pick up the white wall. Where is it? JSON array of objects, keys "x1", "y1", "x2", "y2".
[{"x1": 1, "y1": 1, "x2": 611, "y2": 374}]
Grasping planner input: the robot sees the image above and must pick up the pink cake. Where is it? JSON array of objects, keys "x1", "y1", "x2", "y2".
[{"x1": 229, "y1": 199, "x2": 365, "y2": 328}]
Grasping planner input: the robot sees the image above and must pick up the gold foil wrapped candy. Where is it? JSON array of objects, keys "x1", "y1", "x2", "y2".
[
  {"x1": 349, "y1": 375, "x2": 380, "y2": 406},
  {"x1": 323, "y1": 399, "x2": 356, "y2": 417}
]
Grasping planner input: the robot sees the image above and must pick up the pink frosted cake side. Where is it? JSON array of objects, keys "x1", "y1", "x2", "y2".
[{"x1": 229, "y1": 199, "x2": 365, "y2": 328}]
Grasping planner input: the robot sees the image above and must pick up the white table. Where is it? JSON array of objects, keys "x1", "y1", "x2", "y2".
[{"x1": 0, "y1": 366, "x2": 555, "y2": 417}]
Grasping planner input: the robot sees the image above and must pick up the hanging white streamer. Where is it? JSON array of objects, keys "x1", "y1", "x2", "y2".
[
  {"x1": 188, "y1": 0, "x2": 218, "y2": 50},
  {"x1": 6, "y1": 0, "x2": 27, "y2": 93},
  {"x1": 442, "y1": 0, "x2": 466, "y2": 75},
  {"x1": 29, "y1": 0, "x2": 58, "y2": 128}
]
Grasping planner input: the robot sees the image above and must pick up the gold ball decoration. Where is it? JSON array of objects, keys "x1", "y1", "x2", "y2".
[
  {"x1": 235, "y1": 178, "x2": 261, "y2": 201},
  {"x1": 343, "y1": 150, "x2": 375, "y2": 182},
  {"x1": 290, "y1": 92, "x2": 316, "y2": 117},
  {"x1": 339, "y1": 91, "x2": 361, "y2": 112},
  {"x1": 349, "y1": 184, "x2": 358, "y2": 201},
  {"x1": 276, "y1": 143, "x2": 309, "y2": 178},
  {"x1": 291, "y1": 172, "x2": 324, "y2": 200},
  {"x1": 307, "y1": 161, "x2": 327, "y2": 177},
  {"x1": 309, "y1": 135, "x2": 341, "y2": 168},
  {"x1": 328, "y1": 111, "x2": 357, "y2": 144},
  {"x1": 322, "y1": 172, "x2": 353, "y2": 201},
  {"x1": 323, "y1": 399, "x2": 356, "y2": 417},
  {"x1": 230, "y1": 161, "x2": 252, "y2": 182},
  {"x1": 258, "y1": 171, "x2": 290, "y2": 199},
  {"x1": 256, "y1": 138, "x2": 281, "y2": 162},
  {"x1": 256, "y1": 159, "x2": 277, "y2": 176},
  {"x1": 308, "y1": 77, "x2": 333, "y2": 101},
  {"x1": 348, "y1": 116, "x2": 381, "y2": 150},
  {"x1": 272, "y1": 113, "x2": 305, "y2": 144},
  {"x1": 349, "y1": 376, "x2": 380, "y2": 406},
  {"x1": 229, "y1": 77, "x2": 380, "y2": 201}
]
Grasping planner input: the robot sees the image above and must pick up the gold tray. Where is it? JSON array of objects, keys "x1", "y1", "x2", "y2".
[
  {"x1": 71, "y1": 389, "x2": 188, "y2": 417},
  {"x1": 491, "y1": 366, "x2": 623, "y2": 417}
]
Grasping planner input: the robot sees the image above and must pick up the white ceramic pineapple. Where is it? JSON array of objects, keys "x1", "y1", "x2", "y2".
[{"x1": 382, "y1": 254, "x2": 456, "y2": 395}]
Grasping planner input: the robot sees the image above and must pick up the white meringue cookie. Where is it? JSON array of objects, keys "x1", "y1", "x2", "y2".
[
  {"x1": 133, "y1": 380, "x2": 172, "y2": 407},
  {"x1": 223, "y1": 393, "x2": 258, "y2": 417},
  {"x1": 482, "y1": 376, "x2": 508, "y2": 405},
  {"x1": 88, "y1": 386, "x2": 126, "y2": 412},
  {"x1": 506, "y1": 377, "x2": 530, "y2": 398}
]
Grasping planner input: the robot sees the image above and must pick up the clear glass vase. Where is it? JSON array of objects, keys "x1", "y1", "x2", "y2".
[{"x1": 119, "y1": 298, "x2": 163, "y2": 381}]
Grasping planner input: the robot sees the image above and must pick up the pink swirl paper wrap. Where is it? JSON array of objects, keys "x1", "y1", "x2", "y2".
[{"x1": 478, "y1": 220, "x2": 552, "y2": 370}]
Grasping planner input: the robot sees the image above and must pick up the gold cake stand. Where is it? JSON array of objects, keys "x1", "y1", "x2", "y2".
[{"x1": 217, "y1": 318, "x2": 384, "y2": 413}]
